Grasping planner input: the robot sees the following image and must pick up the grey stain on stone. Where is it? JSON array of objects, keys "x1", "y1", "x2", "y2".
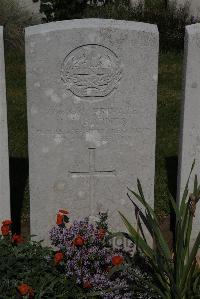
[{"x1": 191, "y1": 82, "x2": 198, "y2": 88}]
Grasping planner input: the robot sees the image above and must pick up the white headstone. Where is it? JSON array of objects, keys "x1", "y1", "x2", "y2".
[
  {"x1": 176, "y1": 0, "x2": 200, "y2": 16},
  {"x1": 25, "y1": 19, "x2": 159, "y2": 241},
  {"x1": 178, "y1": 24, "x2": 200, "y2": 243},
  {"x1": 0, "y1": 27, "x2": 10, "y2": 223}
]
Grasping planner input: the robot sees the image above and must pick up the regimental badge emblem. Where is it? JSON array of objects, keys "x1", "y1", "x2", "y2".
[{"x1": 61, "y1": 44, "x2": 122, "y2": 98}]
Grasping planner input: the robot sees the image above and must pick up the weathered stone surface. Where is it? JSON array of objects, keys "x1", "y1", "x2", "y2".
[
  {"x1": 178, "y1": 24, "x2": 200, "y2": 244},
  {"x1": 0, "y1": 27, "x2": 10, "y2": 223},
  {"x1": 25, "y1": 19, "x2": 159, "y2": 241}
]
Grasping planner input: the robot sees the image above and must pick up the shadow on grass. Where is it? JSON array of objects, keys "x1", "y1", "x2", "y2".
[
  {"x1": 165, "y1": 156, "x2": 178, "y2": 248},
  {"x1": 9, "y1": 157, "x2": 29, "y2": 234},
  {"x1": 165, "y1": 156, "x2": 178, "y2": 201}
]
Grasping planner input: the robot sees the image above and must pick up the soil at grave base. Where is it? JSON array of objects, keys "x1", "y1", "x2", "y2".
[{"x1": 20, "y1": 214, "x2": 174, "y2": 250}]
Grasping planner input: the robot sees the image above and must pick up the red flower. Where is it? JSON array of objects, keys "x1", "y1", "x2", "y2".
[
  {"x1": 2, "y1": 220, "x2": 12, "y2": 226},
  {"x1": 1, "y1": 225, "x2": 10, "y2": 236},
  {"x1": 112, "y1": 255, "x2": 124, "y2": 266},
  {"x1": 1, "y1": 220, "x2": 12, "y2": 236},
  {"x1": 17, "y1": 283, "x2": 34, "y2": 297},
  {"x1": 73, "y1": 235, "x2": 85, "y2": 246},
  {"x1": 59, "y1": 209, "x2": 69, "y2": 215},
  {"x1": 12, "y1": 234, "x2": 23, "y2": 244},
  {"x1": 56, "y1": 213, "x2": 64, "y2": 225},
  {"x1": 54, "y1": 252, "x2": 64, "y2": 265},
  {"x1": 83, "y1": 281, "x2": 92, "y2": 289},
  {"x1": 97, "y1": 228, "x2": 106, "y2": 240}
]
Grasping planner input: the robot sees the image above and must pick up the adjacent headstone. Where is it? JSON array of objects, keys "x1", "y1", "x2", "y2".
[
  {"x1": 18, "y1": 0, "x2": 40, "y2": 15},
  {"x1": 176, "y1": 0, "x2": 200, "y2": 16},
  {"x1": 25, "y1": 19, "x2": 159, "y2": 241},
  {"x1": 178, "y1": 23, "x2": 200, "y2": 244},
  {"x1": 0, "y1": 27, "x2": 10, "y2": 223}
]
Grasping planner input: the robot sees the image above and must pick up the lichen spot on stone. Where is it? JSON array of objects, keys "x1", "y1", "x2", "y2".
[
  {"x1": 73, "y1": 96, "x2": 82, "y2": 103},
  {"x1": 42, "y1": 146, "x2": 49, "y2": 154},
  {"x1": 85, "y1": 130, "x2": 102, "y2": 147},
  {"x1": 54, "y1": 134, "x2": 63, "y2": 145},
  {"x1": 120, "y1": 198, "x2": 126, "y2": 206},
  {"x1": 67, "y1": 113, "x2": 80, "y2": 121},
  {"x1": 30, "y1": 106, "x2": 38, "y2": 115},
  {"x1": 78, "y1": 191, "x2": 85, "y2": 198},
  {"x1": 54, "y1": 181, "x2": 66, "y2": 192},
  {"x1": 34, "y1": 82, "x2": 40, "y2": 88},
  {"x1": 153, "y1": 74, "x2": 158, "y2": 82},
  {"x1": 45, "y1": 89, "x2": 61, "y2": 103}
]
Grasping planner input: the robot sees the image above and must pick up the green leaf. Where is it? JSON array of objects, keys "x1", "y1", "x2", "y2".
[
  {"x1": 181, "y1": 232, "x2": 200, "y2": 290},
  {"x1": 119, "y1": 211, "x2": 154, "y2": 258}
]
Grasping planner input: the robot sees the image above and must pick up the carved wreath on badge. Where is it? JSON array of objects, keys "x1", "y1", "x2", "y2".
[{"x1": 61, "y1": 44, "x2": 122, "y2": 98}]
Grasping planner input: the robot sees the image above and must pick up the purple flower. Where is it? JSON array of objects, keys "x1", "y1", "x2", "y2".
[{"x1": 49, "y1": 213, "x2": 133, "y2": 298}]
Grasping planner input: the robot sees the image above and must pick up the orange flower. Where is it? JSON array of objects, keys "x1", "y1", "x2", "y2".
[
  {"x1": 18, "y1": 283, "x2": 29, "y2": 295},
  {"x1": 2, "y1": 220, "x2": 12, "y2": 226},
  {"x1": 97, "y1": 228, "x2": 106, "y2": 240},
  {"x1": 1, "y1": 225, "x2": 10, "y2": 236},
  {"x1": 17, "y1": 283, "x2": 34, "y2": 297},
  {"x1": 83, "y1": 281, "x2": 92, "y2": 289},
  {"x1": 54, "y1": 252, "x2": 64, "y2": 265},
  {"x1": 12, "y1": 234, "x2": 23, "y2": 244},
  {"x1": 112, "y1": 255, "x2": 124, "y2": 266},
  {"x1": 56, "y1": 213, "x2": 64, "y2": 225},
  {"x1": 73, "y1": 235, "x2": 85, "y2": 246},
  {"x1": 59, "y1": 209, "x2": 69, "y2": 215}
]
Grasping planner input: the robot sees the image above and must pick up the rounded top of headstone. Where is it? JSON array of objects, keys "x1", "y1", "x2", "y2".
[
  {"x1": 186, "y1": 23, "x2": 200, "y2": 35},
  {"x1": 25, "y1": 18, "x2": 158, "y2": 37}
]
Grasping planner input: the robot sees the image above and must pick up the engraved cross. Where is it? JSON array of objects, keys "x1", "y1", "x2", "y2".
[{"x1": 69, "y1": 148, "x2": 116, "y2": 214}]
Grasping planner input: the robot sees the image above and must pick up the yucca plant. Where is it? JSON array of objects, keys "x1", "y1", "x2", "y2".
[{"x1": 119, "y1": 162, "x2": 200, "y2": 299}]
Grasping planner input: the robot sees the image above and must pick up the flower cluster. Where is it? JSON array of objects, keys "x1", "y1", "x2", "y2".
[
  {"x1": 1, "y1": 219, "x2": 23, "y2": 245},
  {"x1": 50, "y1": 211, "x2": 133, "y2": 298},
  {"x1": 1, "y1": 219, "x2": 12, "y2": 236}
]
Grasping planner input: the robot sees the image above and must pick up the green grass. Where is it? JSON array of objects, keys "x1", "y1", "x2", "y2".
[
  {"x1": 155, "y1": 52, "x2": 183, "y2": 215},
  {"x1": 6, "y1": 51, "x2": 27, "y2": 158},
  {"x1": 5, "y1": 50, "x2": 183, "y2": 229}
]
